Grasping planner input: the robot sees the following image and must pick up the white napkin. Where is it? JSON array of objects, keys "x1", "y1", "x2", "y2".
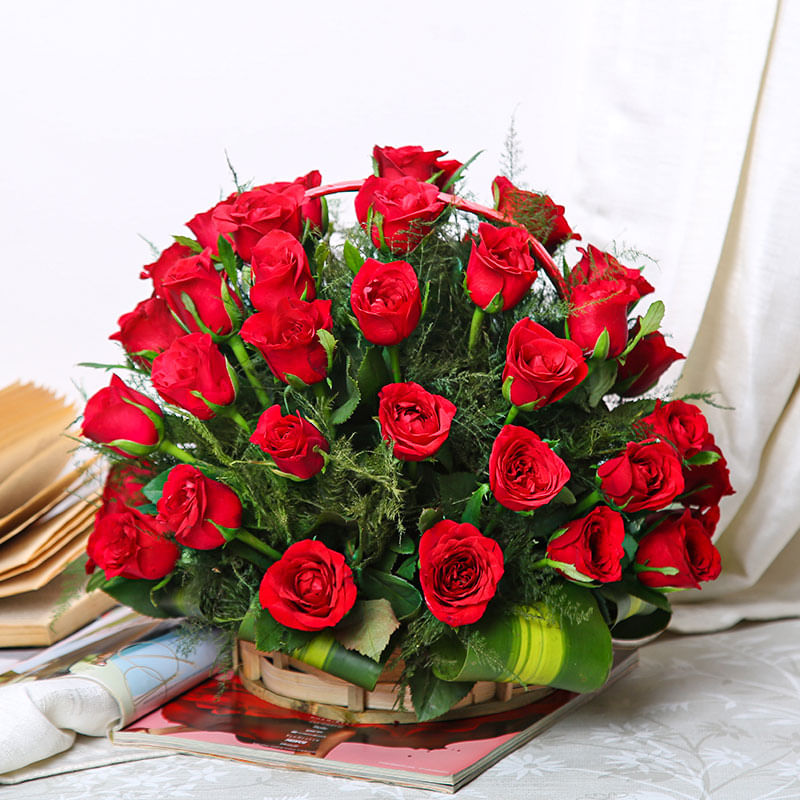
[{"x1": 0, "y1": 675, "x2": 121, "y2": 773}]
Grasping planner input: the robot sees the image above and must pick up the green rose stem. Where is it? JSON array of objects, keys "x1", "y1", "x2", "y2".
[
  {"x1": 503, "y1": 405, "x2": 519, "y2": 426},
  {"x1": 572, "y1": 488, "x2": 603, "y2": 517},
  {"x1": 234, "y1": 529, "x2": 282, "y2": 561},
  {"x1": 467, "y1": 307, "x2": 485, "y2": 357},
  {"x1": 219, "y1": 406, "x2": 251, "y2": 434},
  {"x1": 158, "y1": 439, "x2": 199, "y2": 464},
  {"x1": 228, "y1": 335, "x2": 270, "y2": 407},
  {"x1": 387, "y1": 345, "x2": 402, "y2": 383}
]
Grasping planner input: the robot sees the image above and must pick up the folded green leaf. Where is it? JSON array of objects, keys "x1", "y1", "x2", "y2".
[{"x1": 334, "y1": 598, "x2": 400, "y2": 661}]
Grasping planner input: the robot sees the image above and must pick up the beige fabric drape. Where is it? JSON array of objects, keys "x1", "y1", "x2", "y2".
[{"x1": 669, "y1": 0, "x2": 800, "y2": 631}]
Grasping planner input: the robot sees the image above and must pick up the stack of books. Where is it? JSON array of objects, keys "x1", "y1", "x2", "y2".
[{"x1": 0, "y1": 382, "x2": 115, "y2": 646}]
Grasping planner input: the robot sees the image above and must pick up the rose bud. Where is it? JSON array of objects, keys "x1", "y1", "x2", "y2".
[
  {"x1": 617, "y1": 329, "x2": 685, "y2": 396},
  {"x1": 546, "y1": 506, "x2": 626, "y2": 583},
  {"x1": 354, "y1": 175, "x2": 446, "y2": 253},
  {"x1": 294, "y1": 169, "x2": 325, "y2": 233},
  {"x1": 373, "y1": 145, "x2": 463, "y2": 189},
  {"x1": 186, "y1": 192, "x2": 237, "y2": 252},
  {"x1": 569, "y1": 245, "x2": 654, "y2": 302},
  {"x1": 156, "y1": 464, "x2": 242, "y2": 550},
  {"x1": 567, "y1": 279, "x2": 639, "y2": 357},
  {"x1": 81, "y1": 375, "x2": 163, "y2": 458},
  {"x1": 151, "y1": 333, "x2": 237, "y2": 420},
  {"x1": 350, "y1": 258, "x2": 422, "y2": 346},
  {"x1": 249, "y1": 229, "x2": 316, "y2": 311},
  {"x1": 502, "y1": 317, "x2": 588, "y2": 409},
  {"x1": 109, "y1": 296, "x2": 186, "y2": 366},
  {"x1": 378, "y1": 382, "x2": 456, "y2": 462},
  {"x1": 635, "y1": 509, "x2": 721, "y2": 590},
  {"x1": 638, "y1": 399, "x2": 709, "y2": 459},
  {"x1": 598, "y1": 439, "x2": 685, "y2": 513},
  {"x1": 489, "y1": 425, "x2": 570, "y2": 512},
  {"x1": 680, "y1": 432, "x2": 734, "y2": 509},
  {"x1": 259, "y1": 539, "x2": 357, "y2": 631},
  {"x1": 492, "y1": 176, "x2": 579, "y2": 252},
  {"x1": 419, "y1": 520, "x2": 504, "y2": 626},
  {"x1": 240, "y1": 297, "x2": 333, "y2": 386},
  {"x1": 161, "y1": 248, "x2": 241, "y2": 338},
  {"x1": 250, "y1": 405, "x2": 329, "y2": 479},
  {"x1": 212, "y1": 182, "x2": 305, "y2": 262},
  {"x1": 87, "y1": 506, "x2": 179, "y2": 581},
  {"x1": 465, "y1": 222, "x2": 538, "y2": 312},
  {"x1": 140, "y1": 241, "x2": 194, "y2": 297}
]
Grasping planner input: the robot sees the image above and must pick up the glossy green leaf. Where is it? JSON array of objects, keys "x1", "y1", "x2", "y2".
[
  {"x1": 359, "y1": 568, "x2": 422, "y2": 619},
  {"x1": 409, "y1": 669, "x2": 472, "y2": 722}
]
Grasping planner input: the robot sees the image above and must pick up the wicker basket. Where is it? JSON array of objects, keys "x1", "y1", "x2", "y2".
[{"x1": 236, "y1": 639, "x2": 553, "y2": 724}]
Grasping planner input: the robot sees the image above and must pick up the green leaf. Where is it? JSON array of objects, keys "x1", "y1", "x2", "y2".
[
  {"x1": 316, "y1": 329, "x2": 337, "y2": 374},
  {"x1": 343, "y1": 240, "x2": 365, "y2": 275},
  {"x1": 330, "y1": 355, "x2": 361, "y2": 426},
  {"x1": 173, "y1": 235, "x2": 203, "y2": 253},
  {"x1": 396, "y1": 554, "x2": 418, "y2": 581},
  {"x1": 591, "y1": 328, "x2": 611, "y2": 360},
  {"x1": 86, "y1": 569, "x2": 107, "y2": 592},
  {"x1": 333, "y1": 599, "x2": 400, "y2": 661},
  {"x1": 438, "y1": 472, "x2": 480, "y2": 519},
  {"x1": 440, "y1": 149, "x2": 483, "y2": 192},
  {"x1": 617, "y1": 576, "x2": 672, "y2": 613},
  {"x1": 584, "y1": 358, "x2": 618, "y2": 407},
  {"x1": 99, "y1": 576, "x2": 175, "y2": 618},
  {"x1": 686, "y1": 450, "x2": 722, "y2": 466},
  {"x1": 142, "y1": 469, "x2": 172, "y2": 504},
  {"x1": 553, "y1": 486, "x2": 576, "y2": 505},
  {"x1": 408, "y1": 669, "x2": 473, "y2": 722},
  {"x1": 389, "y1": 532, "x2": 415, "y2": 555},
  {"x1": 620, "y1": 300, "x2": 665, "y2": 358},
  {"x1": 462, "y1": 483, "x2": 490, "y2": 526},
  {"x1": 135, "y1": 502, "x2": 158, "y2": 515},
  {"x1": 418, "y1": 507, "x2": 443, "y2": 534},
  {"x1": 359, "y1": 568, "x2": 422, "y2": 619},
  {"x1": 255, "y1": 608, "x2": 314, "y2": 653},
  {"x1": 357, "y1": 346, "x2": 390, "y2": 403}
]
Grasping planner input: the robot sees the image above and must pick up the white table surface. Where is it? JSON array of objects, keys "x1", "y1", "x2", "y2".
[{"x1": 2, "y1": 618, "x2": 800, "y2": 799}]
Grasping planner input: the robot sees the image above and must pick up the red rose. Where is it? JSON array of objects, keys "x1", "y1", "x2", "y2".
[
  {"x1": 598, "y1": 439, "x2": 684, "y2": 512},
  {"x1": 295, "y1": 170, "x2": 325, "y2": 233},
  {"x1": 680, "y1": 432, "x2": 734, "y2": 509},
  {"x1": 689, "y1": 504, "x2": 721, "y2": 537},
  {"x1": 492, "y1": 176, "x2": 578, "y2": 252},
  {"x1": 186, "y1": 192, "x2": 237, "y2": 252},
  {"x1": 151, "y1": 333, "x2": 237, "y2": 420},
  {"x1": 546, "y1": 506, "x2": 625, "y2": 583},
  {"x1": 156, "y1": 464, "x2": 242, "y2": 550},
  {"x1": 636, "y1": 509, "x2": 721, "y2": 589},
  {"x1": 161, "y1": 248, "x2": 241, "y2": 338},
  {"x1": 639, "y1": 400, "x2": 709, "y2": 458},
  {"x1": 259, "y1": 539, "x2": 356, "y2": 631},
  {"x1": 250, "y1": 405, "x2": 329, "y2": 479},
  {"x1": 503, "y1": 317, "x2": 587, "y2": 409},
  {"x1": 373, "y1": 145, "x2": 462, "y2": 189},
  {"x1": 249, "y1": 230, "x2": 316, "y2": 311},
  {"x1": 465, "y1": 222, "x2": 538, "y2": 311},
  {"x1": 96, "y1": 462, "x2": 153, "y2": 523},
  {"x1": 87, "y1": 507, "x2": 178, "y2": 580},
  {"x1": 140, "y1": 242, "x2": 195, "y2": 297},
  {"x1": 109, "y1": 296, "x2": 185, "y2": 366},
  {"x1": 419, "y1": 520, "x2": 504, "y2": 625},
  {"x1": 212, "y1": 182, "x2": 305, "y2": 262},
  {"x1": 240, "y1": 297, "x2": 333, "y2": 386},
  {"x1": 617, "y1": 328, "x2": 685, "y2": 396},
  {"x1": 354, "y1": 175, "x2": 446, "y2": 253},
  {"x1": 377, "y1": 382, "x2": 456, "y2": 462},
  {"x1": 350, "y1": 258, "x2": 421, "y2": 346},
  {"x1": 569, "y1": 245, "x2": 654, "y2": 301},
  {"x1": 567, "y1": 280, "x2": 639, "y2": 357},
  {"x1": 489, "y1": 425, "x2": 570, "y2": 512},
  {"x1": 81, "y1": 375, "x2": 163, "y2": 458}
]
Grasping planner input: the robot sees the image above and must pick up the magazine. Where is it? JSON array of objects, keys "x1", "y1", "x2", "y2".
[{"x1": 113, "y1": 649, "x2": 638, "y2": 793}]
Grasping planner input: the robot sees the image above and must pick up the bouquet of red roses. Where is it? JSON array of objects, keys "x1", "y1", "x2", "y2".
[{"x1": 81, "y1": 144, "x2": 733, "y2": 721}]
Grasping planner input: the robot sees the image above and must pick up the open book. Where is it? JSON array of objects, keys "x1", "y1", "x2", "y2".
[{"x1": 114, "y1": 649, "x2": 638, "y2": 793}]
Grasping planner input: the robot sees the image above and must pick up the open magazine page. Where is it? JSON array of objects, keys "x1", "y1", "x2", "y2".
[{"x1": 114, "y1": 650, "x2": 638, "y2": 792}]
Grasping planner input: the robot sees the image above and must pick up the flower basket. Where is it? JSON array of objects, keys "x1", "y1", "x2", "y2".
[{"x1": 80, "y1": 144, "x2": 733, "y2": 724}]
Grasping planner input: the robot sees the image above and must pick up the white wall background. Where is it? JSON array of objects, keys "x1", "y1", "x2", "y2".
[{"x1": 0, "y1": 0, "x2": 775, "y2": 408}]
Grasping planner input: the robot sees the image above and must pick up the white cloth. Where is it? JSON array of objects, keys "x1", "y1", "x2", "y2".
[{"x1": 0, "y1": 677, "x2": 120, "y2": 774}]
